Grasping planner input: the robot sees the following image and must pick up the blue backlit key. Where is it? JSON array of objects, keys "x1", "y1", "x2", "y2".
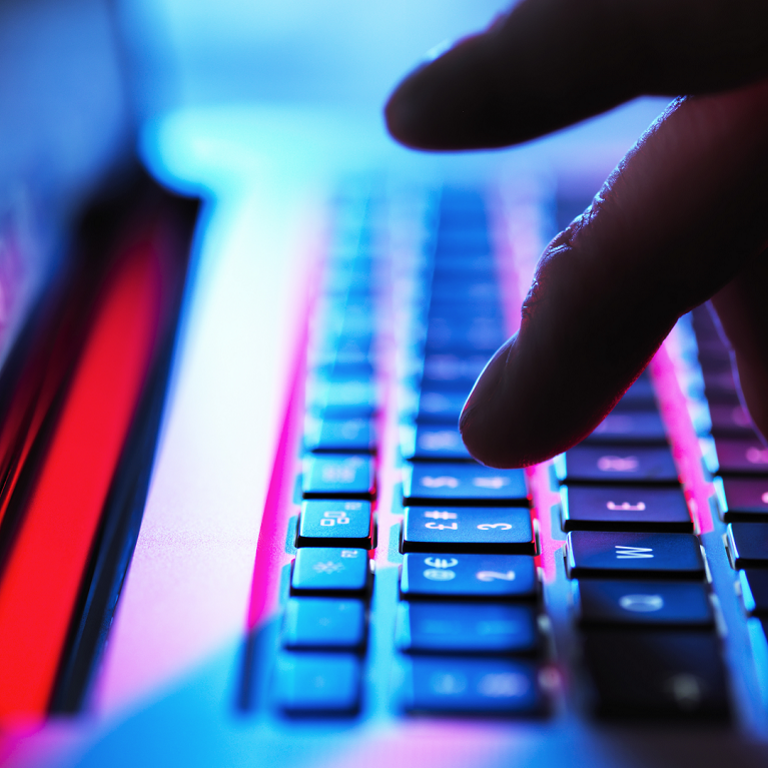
[
  {"x1": 274, "y1": 653, "x2": 361, "y2": 715},
  {"x1": 403, "y1": 462, "x2": 528, "y2": 506},
  {"x1": 297, "y1": 501, "x2": 373, "y2": 548},
  {"x1": 726, "y1": 523, "x2": 768, "y2": 568},
  {"x1": 396, "y1": 602, "x2": 538, "y2": 654},
  {"x1": 282, "y1": 598, "x2": 366, "y2": 650},
  {"x1": 404, "y1": 657, "x2": 544, "y2": 715},
  {"x1": 702, "y1": 437, "x2": 768, "y2": 476},
  {"x1": 291, "y1": 548, "x2": 370, "y2": 594},
  {"x1": 560, "y1": 485, "x2": 692, "y2": 532},
  {"x1": 566, "y1": 531, "x2": 704, "y2": 579},
  {"x1": 302, "y1": 455, "x2": 375, "y2": 499},
  {"x1": 400, "y1": 553, "x2": 537, "y2": 600},
  {"x1": 402, "y1": 506, "x2": 534, "y2": 554},
  {"x1": 401, "y1": 423, "x2": 473, "y2": 461},
  {"x1": 555, "y1": 445, "x2": 678, "y2": 485},
  {"x1": 305, "y1": 418, "x2": 376, "y2": 453},
  {"x1": 574, "y1": 580, "x2": 714, "y2": 627},
  {"x1": 415, "y1": 389, "x2": 466, "y2": 424}
]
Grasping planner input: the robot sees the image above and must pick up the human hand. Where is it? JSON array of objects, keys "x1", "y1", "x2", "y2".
[{"x1": 385, "y1": 0, "x2": 768, "y2": 468}]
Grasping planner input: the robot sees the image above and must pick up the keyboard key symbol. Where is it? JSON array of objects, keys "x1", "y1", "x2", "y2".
[
  {"x1": 430, "y1": 673, "x2": 467, "y2": 696},
  {"x1": 664, "y1": 674, "x2": 703, "y2": 711},
  {"x1": 472, "y1": 477, "x2": 509, "y2": 489},
  {"x1": 477, "y1": 523, "x2": 513, "y2": 531},
  {"x1": 419, "y1": 431, "x2": 460, "y2": 450},
  {"x1": 477, "y1": 673, "x2": 529, "y2": 699},
  {"x1": 320, "y1": 510, "x2": 350, "y2": 527},
  {"x1": 424, "y1": 510, "x2": 457, "y2": 520},
  {"x1": 420, "y1": 476, "x2": 459, "y2": 489},
  {"x1": 424, "y1": 557, "x2": 458, "y2": 569},
  {"x1": 618, "y1": 594, "x2": 664, "y2": 613},
  {"x1": 597, "y1": 456, "x2": 639, "y2": 472},
  {"x1": 425, "y1": 522, "x2": 459, "y2": 530},
  {"x1": 614, "y1": 545, "x2": 654, "y2": 559},
  {"x1": 476, "y1": 570, "x2": 516, "y2": 582},
  {"x1": 423, "y1": 569, "x2": 457, "y2": 581},
  {"x1": 313, "y1": 561, "x2": 345, "y2": 574},
  {"x1": 747, "y1": 447, "x2": 768, "y2": 465},
  {"x1": 606, "y1": 501, "x2": 646, "y2": 511}
]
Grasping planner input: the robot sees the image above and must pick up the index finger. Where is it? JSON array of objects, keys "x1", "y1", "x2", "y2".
[
  {"x1": 385, "y1": 0, "x2": 768, "y2": 150},
  {"x1": 458, "y1": 80, "x2": 768, "y2": 467}
]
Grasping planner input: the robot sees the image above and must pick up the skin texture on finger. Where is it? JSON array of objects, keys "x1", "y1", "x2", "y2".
[
  {"x1": 458, "y1": 80, "x2": 768, "y2": 468},
  {"x1": 385, "y1": 0, "x2": 768, "y2": 150},
  {"x1": 711, "y1": 250, "x2": 768, "y2": 441}
]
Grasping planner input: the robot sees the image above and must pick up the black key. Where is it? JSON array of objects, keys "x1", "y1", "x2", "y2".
[
  {"x1": 302, "y1": 455, "x2": 375, "y2": 499},
  {"x1": 402, "y1": 506, "x2": 534, "y2": 555},
  {"x1": 555, "y1": 445, "x2": 678, "y2": 485},
  {"x1": 726, "y1": 523, "x2": 768, "y2": 568},
  {"x1": 565, "y1": 531, "x2": 705, "y2": 579},
  {"x1": 708, "y1": 403, "x2": 756, "y2": 438},
  {"x1": 582, "y1": 630, "x2": 729, "y2": 719},
  {"x1": 297, "y1": 501, "x2": 373, "y2": 548},
  {"x1": 404, "y1": 657, "x2": 544, "y2": 715},
  {"x1": 396, "y1": 602, "x2": 538, "y2": 655},
  {"x1": 575, "y1": 581, "x2": 714, "y2": 627},
  {"x1": 274, "y1": 652, "x2": 361, "y2": 715},
  {"x1": 582, "y1": 410, "x2": 667, "y2": 445},
  {"x1": 400, "y1": 553, "x2": 537, "y2": 600},
  {"x1": 713, "y1": 477, "x2": 768, "y2": 521},
  {"x1": 403, "y1": 462, "x2": 528, "y2": 506},
  {"x1": 291, "y1": 548, "x2": 370, "y2": 595},
  {"x1": 703, "y1": 437, "x2": 768, "y2": 476},
  {"x1": 282, "y1": 598, "x2": 366, "y2": 650},
  {"x1": 305, "y1": 418, "x2": 376, "y2": 453},
  {"x1": 561, "y1": 485, "x2": 692, "y2": 533},
  {"x1": 738, "y1": 569, "x2": 768, "y2": 615},
  {"x1": 402, "y1": 423, "x2": 473, "y2": 461}
]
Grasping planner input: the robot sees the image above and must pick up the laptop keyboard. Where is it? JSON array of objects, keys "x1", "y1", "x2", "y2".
[{"x1": 263, "y1": 184, "x2": 768, "y2": 724}]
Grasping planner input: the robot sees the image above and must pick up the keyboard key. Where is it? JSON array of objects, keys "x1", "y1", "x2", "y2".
[
  {"x1": 403, "y1": 462, "x2": 528, "y2": 506},
  {"x1": 302, "y1": 455, "x2": 375, "y2": 499},
  {"x1": 400, "y1": 553, "x2": 537, "y2": 600},
  {"x1": 395, "y1": 602, "x2": 538, "y2": 654},
  {"x1": 582, "y1": 630, "x2": 729, "y2": 719},
  {"x1": 282, "y1": 598, "x2": 366, "y2": 650},
  {"x1": 560, "y1": 485, "x2": 692, "y2": 532},
  {"x1": 305, "y1": 418, "x2": 376, "y2": 453},
  {"x1": 404, "y1": 657, "x2": 545, "y2": 716},
  {"x1": 726, "y1": 523, "x2": 768, "y2": 568},
  {"x1": 274, "y1": 653, "x2": 361, "y2": 715},
  {"x1": 297, "y1": 501, "x2": 373, "y2": 548},
  {"x1": 291, "y1": 548, "x2": 370, "y2": 594},
  {"x1": 420, "y1": 354, "x2": 487, "y2": 389},
  {"x1": 708, "y1": 403, "x2": 756, "y2": 438},
  {"x1": 415, "y1": 389, "x2": 466, "y2": 424},
  {"x1": 582, "y1": 410, "x2": 667, "y2": 445},
  {"x1": 565, "y1": 531, "x2": 705, "y2": 579},
  {"x1": 738, "y1": 569, "x2": 768, "y2": 615},
  {"x1": 308, "y1": 378, "x2": 378, "y2": 419},
  {"x1": 554, "y1": 446, "x2": 678, "y2": 485},
  {"x1": 713, "y1": 477, "x2": 768, "y2": 521},
  {"x1": 402, "y1": 507, "x2": 534, "y2": 555},
  {"x1": 401, "y1": 423, "x2": 473, "y2": 461},
  {"x1": 575, "y1": 581, "x2": 714, "y2": 627},
  {"x1": 703, "y1": 437, "x2": 768, "y2": 476}
]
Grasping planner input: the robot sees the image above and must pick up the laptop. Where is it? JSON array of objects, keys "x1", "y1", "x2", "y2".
[{"x1": 2, "y1": 0, "x2": 768, "y2": 766}]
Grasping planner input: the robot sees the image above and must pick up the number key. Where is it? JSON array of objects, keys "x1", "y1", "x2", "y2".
[{"x1": 402, "y1": 507, "x2": 534, "y2": 554}]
